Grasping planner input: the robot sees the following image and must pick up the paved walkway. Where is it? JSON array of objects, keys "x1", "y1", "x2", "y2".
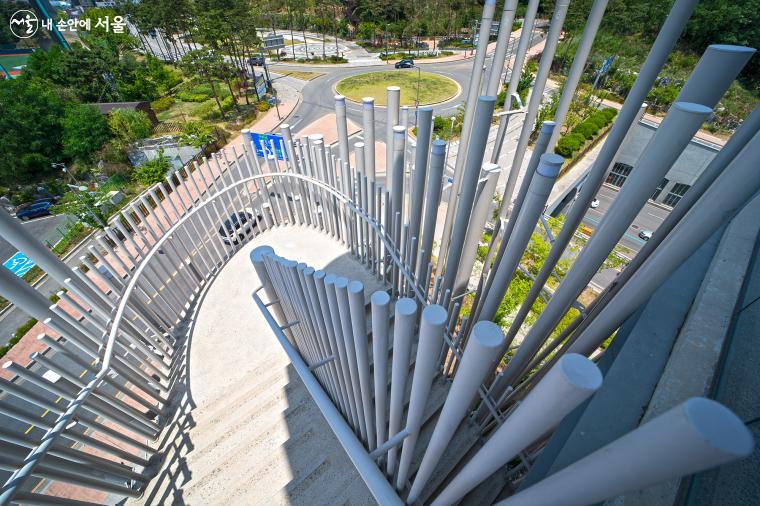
[{"x1": 134, "y1": 226, "x2": 383, "y2": 505}]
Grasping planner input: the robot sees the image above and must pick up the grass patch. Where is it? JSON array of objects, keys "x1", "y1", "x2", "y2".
[
  {"x1": 278, "y1": 71, "x2": 324, "y2": 81},
  {"x1": 335, "y1": 70, "x2": 458, "y2": 106}
]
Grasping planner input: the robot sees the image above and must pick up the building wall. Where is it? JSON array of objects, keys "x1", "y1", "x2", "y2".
[{"x1": 608, "y1": 120, "x2": 721, "y2": 207}]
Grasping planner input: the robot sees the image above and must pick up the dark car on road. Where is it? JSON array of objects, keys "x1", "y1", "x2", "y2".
[
  {"x1": 15, "y1": 200, "x2": 53, "y2": 221},
  {"x1": 249, "y1": 55, "x2": 266, "y2": 66},
  {"x1": 395, "y1": 59, "x2": 415, "y2": 69},
  {"x1": 219, "y1": 211, "x2": 261, "y2": 245}
]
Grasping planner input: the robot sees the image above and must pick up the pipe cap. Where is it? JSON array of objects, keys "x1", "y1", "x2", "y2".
[
  {"x1": 537, "y1": 153, "x2": 565, "y2": 178},
  {"x1": 431, "y1": 139, "x2": 447, "y2": 155}
]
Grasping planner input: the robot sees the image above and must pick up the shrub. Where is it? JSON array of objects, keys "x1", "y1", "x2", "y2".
[
  {"x1": 555, "y1": 137, "x2": 576, "y2": 158},
  {"x1": 601, "y1": 107, "x2": 618, "y2": 120},
  {"x1": 572, "y1": 122, "x2": 597, "y2": 139},
  {"x1": 151, "y1": 96, "x2": 175, "y2": 113},
  {"x1": 14, "y1": 318, "x2": 38, "y2": 340},
  {"x1": 108, "y1": 109, "x2": 153, "y2": 143},
  {"x1": 256, "y1": 100, "x2": 271, "y2": 112},
  {"x1": 0, "y1": 345, "x2": 9, "y2": 358},
  {"x1": 132, "y1": 149, "x2": 171, "y2": 185},
  {"x1": 587, "y1": 114, "x2": 607, "y2": 130},
  {"x1": 179, "y1": 121, "x2": 215, "y2": 148}
]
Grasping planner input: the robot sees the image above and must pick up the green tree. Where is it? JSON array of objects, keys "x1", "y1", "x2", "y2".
[
  {"x1": 61, "y1": 105, "x2": 112, "y2": 163},
  {"x1": 132, "y1": 149, "x2": 172, "y2": 185},
  {"x1": 108, "y1": 109, "x2": 153, "y2": 145},
  {"x1": 51, "y1": 189, "x2": 109, "y2": 229},
  {"x1": 180, "y1": 50, "x2": 229, "y2": 119},
  {"x1": 0, "y1": 78, "x2": 65, "y2": 184}
]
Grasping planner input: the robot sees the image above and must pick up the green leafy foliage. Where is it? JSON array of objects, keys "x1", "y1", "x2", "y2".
[
  {"x1": 151, "y1": 96, "x2": 176, "y2": 113},
  {"x1": 108, "y1": 109, "x2": 153, "y2": 144},
  {"x1": 555, "y1": 108, "x2": 617, "y2": 158},
  {"x1": 14, "y1": 318, "x2": 38, "y2": 341},
  {"x1": 0, "y1": 78, "x2": 66, "y2": 184},
  {"x1": 179, "y1": 121, "x2": 215, "y2": 148},
  {"x1": 132, "y1": 149, "x2": 171, "y2": 186},
  {"x1": 61, "y1": 105, "x2": 112, "y2": 163}
]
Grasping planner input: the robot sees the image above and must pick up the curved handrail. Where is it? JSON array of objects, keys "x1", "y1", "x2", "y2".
[{"x1": 0, "y1": 170, "x2": 426, "y2": 503}]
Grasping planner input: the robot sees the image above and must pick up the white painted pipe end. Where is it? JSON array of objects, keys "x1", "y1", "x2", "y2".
[
  {"x1": 348, "y1": 280, "x2": 364, "y2": 295},
  {"x1": 371, "y1": 290, "x2": 390, "y2": 306},
  {"x1": 536, "y1": 153, "x2": 565, "y2": 178},
  {"x1": 471, "y1": 321, "x2": 505, "y2": 349},
  {"x1": 422, "y1": 304, "x2": 448, "y2": 326},
  {"x1": 682, "y1": 398, "x2": 754, "y2": 458},
  {"x1": 432, "y1": 140, "x2": 447, "y2": 155},
  {"x1": 482, "y1": 162, "x2": 501, "y2": 174},
  {"x1": 396, "y1": 297, "x2": 417, "y2": 317},
  {"x1": 250, "y1": 245, "x2": 275, "y2": 263},
  {"x1": 540, "y1": 121, "x2": 557, "y2": 134},
  {"x1": 362, "y1": 97, "x2": 375, "y2": 106},
  {"x1": 557, "y1": 353, "x2": 603, "y2": 392}
]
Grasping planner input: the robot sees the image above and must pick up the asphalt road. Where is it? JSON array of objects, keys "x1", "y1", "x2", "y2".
[
  {"x1": 581, "y1": 184, "x2": 669, "y2": 254},
  {"x1": 273, "y1": 32, "x2": 544, "y2": 143},
  {"x1": 0, "y1": 214, "x2": 76, "y2": 264}
]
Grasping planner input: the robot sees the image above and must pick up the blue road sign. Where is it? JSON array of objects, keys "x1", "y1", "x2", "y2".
[
  {"x1": 3, "y1": 251, "x2": 35, "y2": 277},
  {"x1": 250, "y1": 132, "x2": 288, "y2": 161}
]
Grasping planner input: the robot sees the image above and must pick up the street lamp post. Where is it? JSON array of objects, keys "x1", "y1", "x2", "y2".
[
  {"x1": 54, "y1": 163, "x2": 107, "y2": 228},
  {"x1": 414, "y1": 65, "x2": 421, "y2": 126}
]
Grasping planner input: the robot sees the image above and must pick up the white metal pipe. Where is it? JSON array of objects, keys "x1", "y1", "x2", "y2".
[
  {"x1": 386, "y1": 86, "x2": 401, "y2": 189},
  {"x1": 548, "y1": 0, "x2": 610, "y2": 149},
  {"x1": 489, "y1": 0, "x2": 540, "y2": 163},
  {"x1": 347, "y1": 280, "x2": 377, "y2": 450},
  {"x1": 409, "y1": 106, "x2": 434, "y2": 273},
  {"x1": 488, "y1": 0, "x2": 701, "y2": 387},
  {"x1": 335, "y1": 95, "x2": 351, "y2": 169},
  {"x1": 408, "y1": 321, "x2": 505, "y2": 503},
  {"x1": 396, "y1": 304, "x2": 448, "y2": 489},
  {"x1": 495, "y1": 398, "x2": 753, "y2": 506},
  {"x1": 252, "y1": 290, "x2": 405, "y2": 506},
  {"x1": 387, "y1": 297, "x2": 418, "y2": 476},
  {"x1": 441, "y1": 96, "x2": 497, "y2": 294},
  {"x1": 371, "y1": 290, "x2": 391, "y2": 450},
  {"x1": 431, "y1": 354, "x2": 603, "y2": 506},
  {"x1": 496, "y1": 0, "x2": 571, "y2": 220},
  {"x1": 391, "y1": 125, "x2": 407, "y2": 233},
  {"x1": 363, "y1": 97, "x2": 377, "y2": 181},
  {"x1": 485, "y1": 0, "x2": 519, "y2": 96},
  {"x1": 440, "y1": 0, "x2": 497, "y2": 263},
  {"x1": 335, "y1": 276, "x2": 369, "y2": 442},
  {"x1": 419, "y1": 140, "x2": 447, "y2": 276},
  {"x1": 477, "y1": 153, "x2": 563, "y2": 324},
  {"x1": 452, "y1": 163, "x2": 501, "y2": 299}
]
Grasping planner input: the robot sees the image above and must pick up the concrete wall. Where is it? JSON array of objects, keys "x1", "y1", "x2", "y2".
[{"x1": 613, "y1": 120, "x2": 720, "y2": 206}]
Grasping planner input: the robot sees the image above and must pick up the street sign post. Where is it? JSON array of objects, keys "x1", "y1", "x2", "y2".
[
  {"x1": 249, "y1": 132, "x2": 288, "y2": 161},
  {"x1": 3, "y1": 251, "x2": 35, "y2": 277},
  {"x1": 263, "y1": 35, "x2": 286, "y2": 50}
]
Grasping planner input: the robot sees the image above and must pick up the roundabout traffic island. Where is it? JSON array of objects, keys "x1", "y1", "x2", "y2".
[{"x1": 335, "y1": 70, "x2": 459, "y2": 106}]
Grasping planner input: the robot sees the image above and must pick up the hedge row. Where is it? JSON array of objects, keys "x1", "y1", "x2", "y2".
[{"x1": 555, "y1": 108, "x2": 618, "y2": 158}]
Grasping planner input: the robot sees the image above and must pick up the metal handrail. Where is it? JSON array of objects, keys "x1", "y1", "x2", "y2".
[{"x1": 0, "y1": 170, "x2": 430, "y2": 503}]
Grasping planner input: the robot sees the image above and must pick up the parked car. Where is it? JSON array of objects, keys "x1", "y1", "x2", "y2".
[
  {"x1": 638, "y1": 229, "x2": 652, "y2": 241},
  {"x1": 249, "y1": 55, "x2": 266, "y2": 66},
  {"x1": 590, "y1": 198, "x2": 600, "y2": 209},
  {"x1": 395, "y1": 59, "x2": 415, "y2": 69},
  {"x1": 218, "y1": 211, "x2": 261, "y2": 245},
  {"x1": 15, "y1": 200, "x2": 53, "y2": 221}
]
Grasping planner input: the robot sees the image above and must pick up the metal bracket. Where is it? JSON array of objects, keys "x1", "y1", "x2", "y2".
[
  {"x1": 368, "y1": 428, "x2": 410, "y2": 460},
  {"x1": 280, "y1": 320, "x2": 300, "y2": 330},
  {"x1": 308, "y1": 355, "x2": 336, "y2": 371}
]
